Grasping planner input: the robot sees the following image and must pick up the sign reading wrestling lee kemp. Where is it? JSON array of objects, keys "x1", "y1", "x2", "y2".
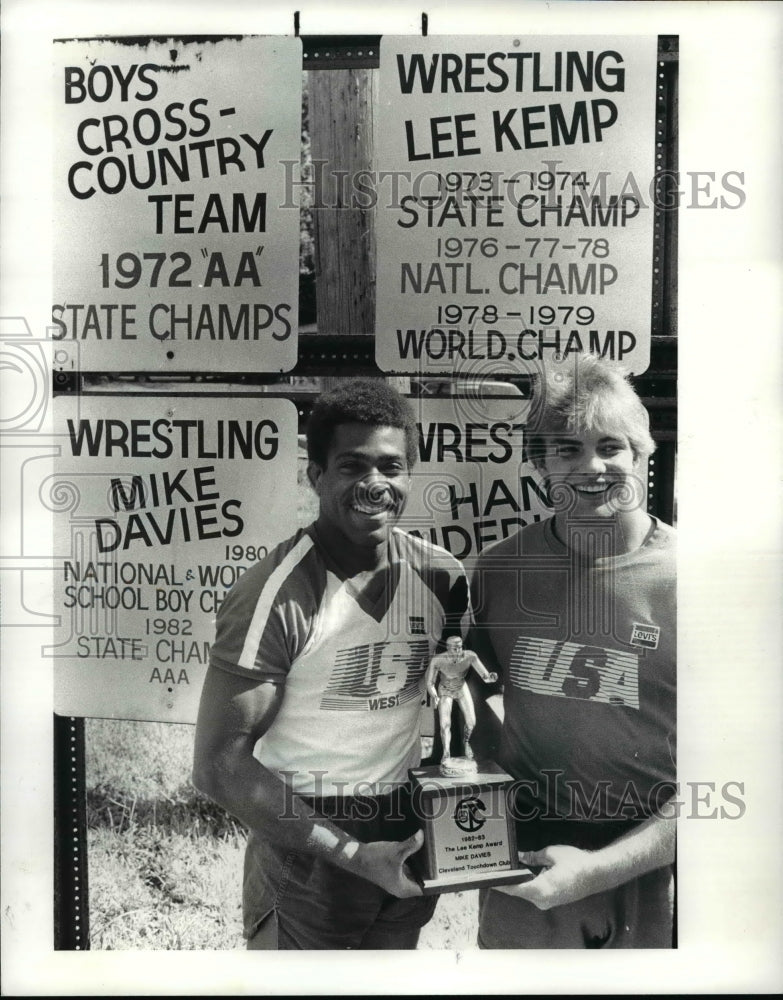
[{"x1": 375, "y1": 35, "x2": 659, "y2": 376}]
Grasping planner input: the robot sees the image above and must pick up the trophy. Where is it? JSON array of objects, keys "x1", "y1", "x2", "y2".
[{"x1": 409, "y1": 638, "x2": 536, "y2": 894}]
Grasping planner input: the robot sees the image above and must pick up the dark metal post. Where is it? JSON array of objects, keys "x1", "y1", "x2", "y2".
[{"x1": 54, "y1": 714, "x2": 90, "y2": 950}]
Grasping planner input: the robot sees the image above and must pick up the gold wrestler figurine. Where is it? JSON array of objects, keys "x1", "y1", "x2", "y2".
[{"x1": 425, "y1": 636, "x2": 497, "y2": 771}]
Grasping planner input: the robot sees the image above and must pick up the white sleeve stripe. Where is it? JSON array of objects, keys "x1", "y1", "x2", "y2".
[{"x1": 238, "y1": 533, "x2": 314, "y2": 671}]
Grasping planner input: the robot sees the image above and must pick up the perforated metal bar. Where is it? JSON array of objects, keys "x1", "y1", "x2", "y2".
[
  {"x1": 302, "y1": 35, "x2": 381, "y2": 70},
  {"x1": 652, "y1": 36, "x2": 679, "y2": 339},
  {"x1": 54, "y1": 715, "x2": 90, "y2": 950}
]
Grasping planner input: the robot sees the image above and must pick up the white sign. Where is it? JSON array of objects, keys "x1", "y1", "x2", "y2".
[
  {"x1": 403, "y1": 392, "x2": 551, "y2": 736},
  {"x1": 51, "y1": 395, "x2": 298, "y2": 721},
  {"x1": 403, "y1": 393, "x2": 552, "y2": 568},
  {"x1": 376, "y1": 36, "x2": 658, "y2": 375},
  {"x1": 53, "y1": 36, "x2": 302, "y2": 372}
]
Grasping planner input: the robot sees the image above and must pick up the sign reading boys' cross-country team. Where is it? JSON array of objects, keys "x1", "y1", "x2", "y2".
[
  {"x1": 51, "y1": 395, "x2": 298, "y2": 722},
  {"x1": 376, "y1": 36, "x2": 657, "y2": 376},
  {"x1": 53, "y1": 37, "x2": 301, "y2": 373}
]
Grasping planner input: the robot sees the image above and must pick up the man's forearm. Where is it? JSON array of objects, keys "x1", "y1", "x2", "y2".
[
  {"x1": 582, "y1": 811, "x2": 676, "y2": 894},
  {"x1": 195, "y1": 746, "x2": 363, "y2": 866},
  {"x1": 194, "y1": 749, "x2": 422, "y2": 896},
  {"x1": 508, "y1": 808, "x2": 676, "y2": 908},
  {"x1": 192, "y1": 668, "x2": 423, "y2": 896}
]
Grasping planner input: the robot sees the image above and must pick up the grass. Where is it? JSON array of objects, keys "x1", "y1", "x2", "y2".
[
  {"x1": 85, "y1": 719, "x2": 246, "y2": 950},
  {"x1": 84, "y1": 718, "x2": 479, "y2": 950}
]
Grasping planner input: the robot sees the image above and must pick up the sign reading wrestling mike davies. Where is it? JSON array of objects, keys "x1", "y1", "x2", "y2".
[
  {"x1": 51, "y1": 396, "x2": 298, "y2": 722},
  {"x1": 53, "y1": 36, "x2": 302, "y2": 373},
  {"x1": 375, "y1": 36, "x2": 657, "y2": 376}
]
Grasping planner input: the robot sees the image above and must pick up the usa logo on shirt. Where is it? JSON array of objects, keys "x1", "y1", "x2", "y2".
[
  {"x1": 508, "y1": 637, "x2": 641, "y2": 710},
  {"x1": 320, "y1": 639, "x2": 429, "y2": 711}
]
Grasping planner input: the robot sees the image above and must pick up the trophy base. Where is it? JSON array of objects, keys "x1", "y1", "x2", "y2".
[
  {"x1": 419, "y1": 865, "x2": 537, "y2": 896},
  {"x1": 409, "y1": 760, "x2": 526, "y2": 895},
  {"x1": 438, "y1": 755, "x2": 478, "y2": 776}
]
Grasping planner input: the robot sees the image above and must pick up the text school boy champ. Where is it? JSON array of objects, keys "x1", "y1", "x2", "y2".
[
  {"x1": 193, "y1": 380, "x2": 471, "y2": 949},
  {"x1": 472, "y1": 354, "x2": 676, "y2": 948}
]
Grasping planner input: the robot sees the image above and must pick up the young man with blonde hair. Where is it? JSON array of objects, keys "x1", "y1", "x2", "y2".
[{"x1": 472, "y1": 354, "x2": 676, "y2": 949}]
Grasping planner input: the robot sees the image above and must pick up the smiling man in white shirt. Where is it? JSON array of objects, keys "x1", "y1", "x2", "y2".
[{"x1": 193, "y1": 379, "x2": 471, "y2": 949}]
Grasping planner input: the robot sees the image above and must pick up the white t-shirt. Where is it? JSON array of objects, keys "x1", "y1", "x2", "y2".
[{"x1": 210, "y1": 525, "x2": 471, "y2": 795}]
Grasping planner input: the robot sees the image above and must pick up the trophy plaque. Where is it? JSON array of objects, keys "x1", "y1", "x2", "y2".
[{"x1": 408, "y1": 760, "x2": 536, "y2": 894}]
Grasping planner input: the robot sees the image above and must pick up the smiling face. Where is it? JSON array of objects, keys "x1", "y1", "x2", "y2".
[
  {"x1": 308, "y1": 423, "x2": 411, "y2": 565},
  {"x1": 541, "y1": 427, "x2": 641, "y2": 520}
]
